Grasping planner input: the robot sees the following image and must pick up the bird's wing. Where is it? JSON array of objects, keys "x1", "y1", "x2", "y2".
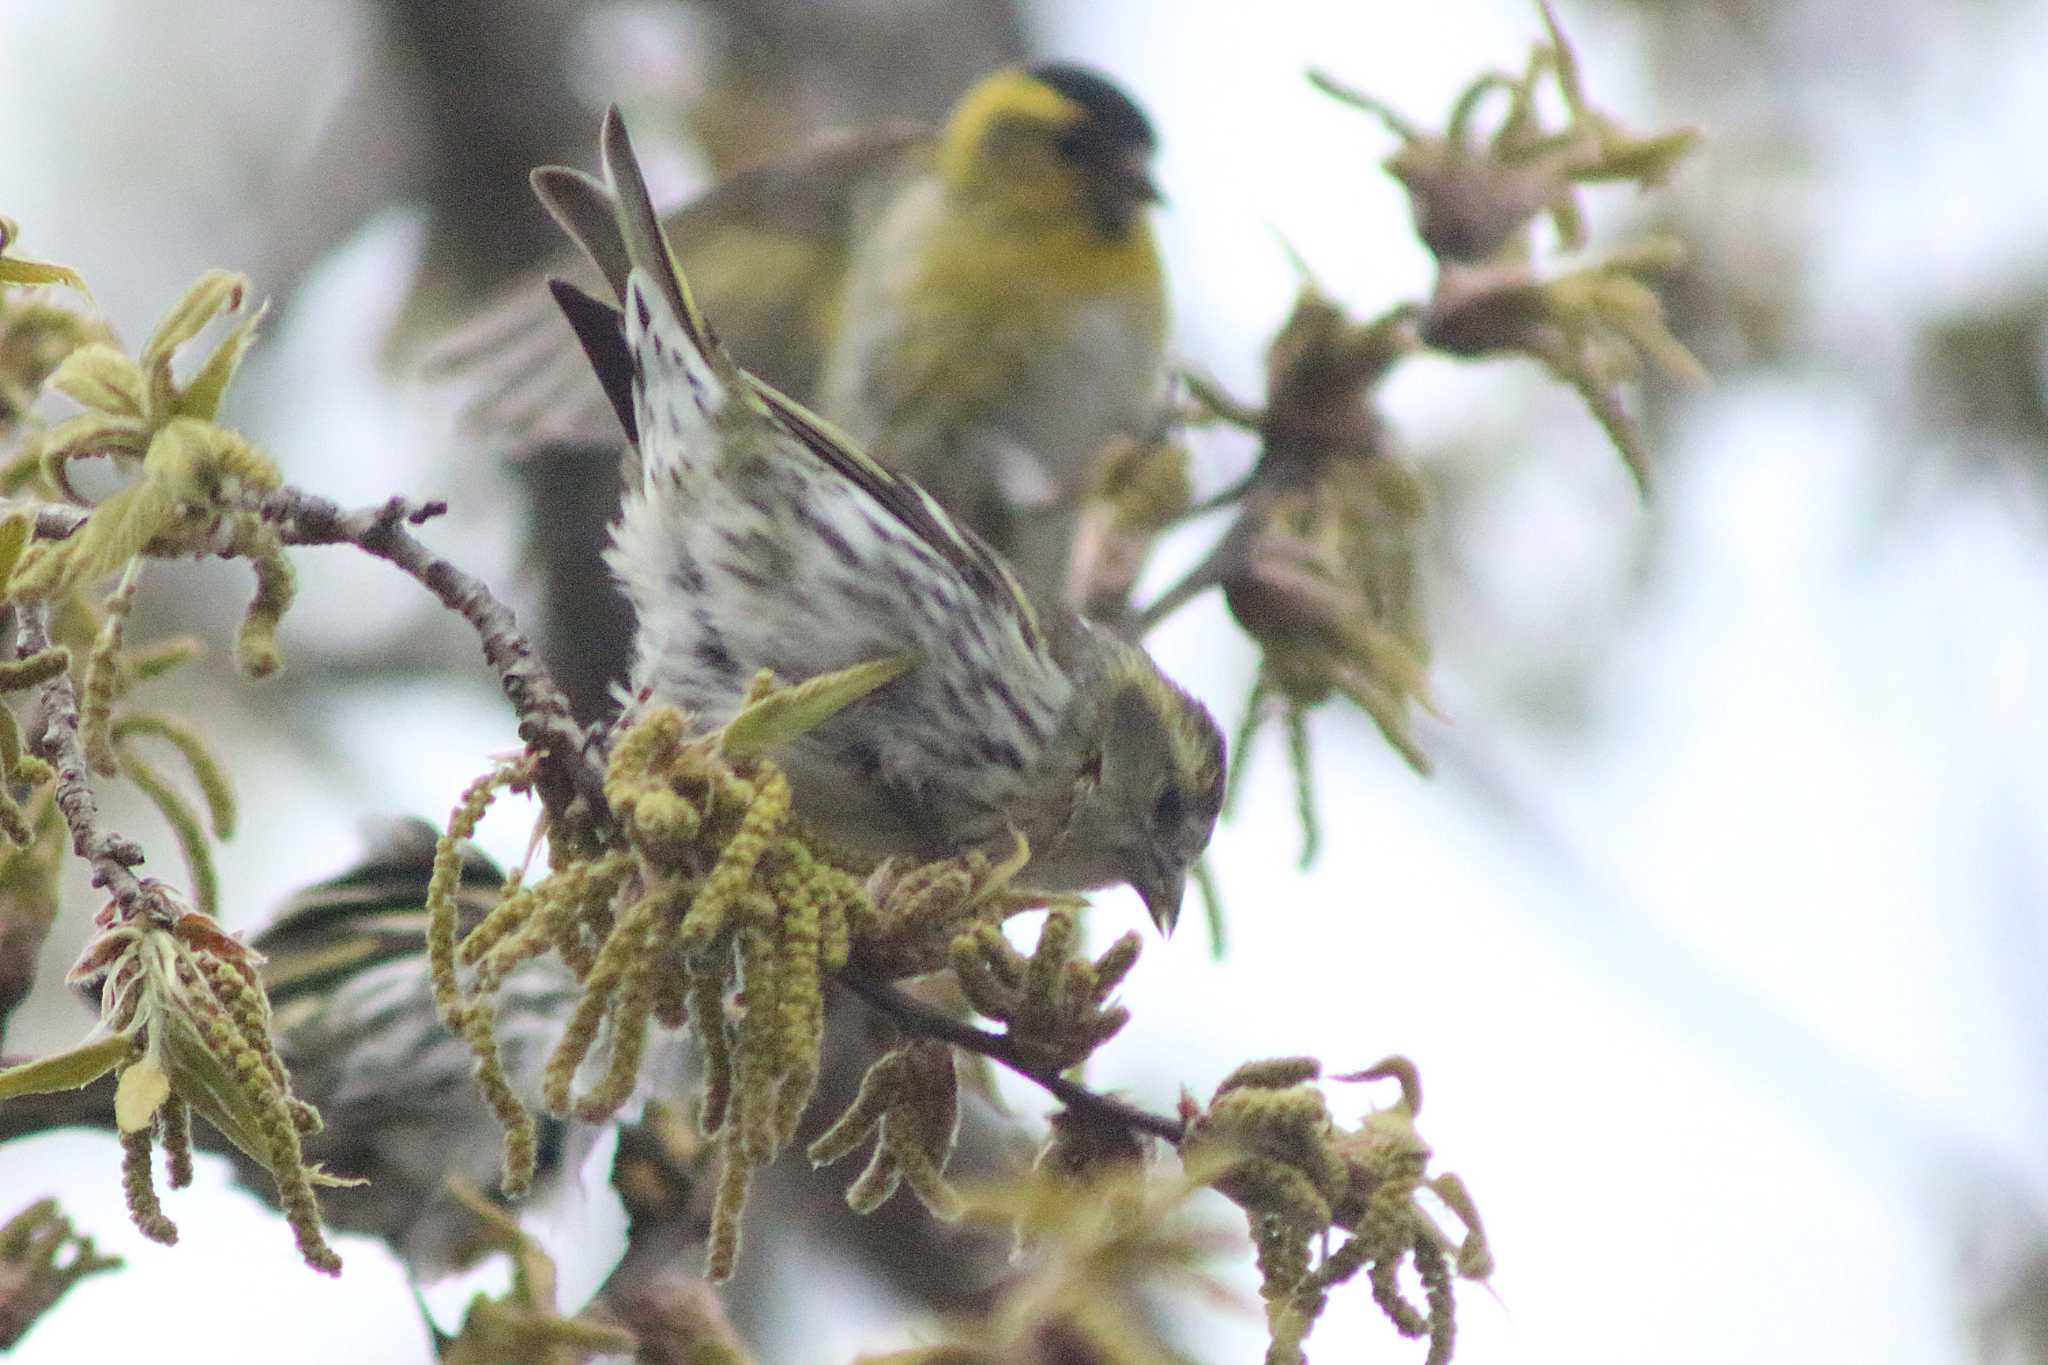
[
  {"x1": 251, "y1": 817, "x2": 504, "y2": 1003},
  {"x1": 423, "y1": 124, "x2": 929, "y2": 453},
  {"x1": 756, "y1": 387, "x2": 1045, "y2": 652}
]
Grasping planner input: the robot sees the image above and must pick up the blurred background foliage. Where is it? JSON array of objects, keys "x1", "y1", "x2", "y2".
[{"x1": 1, "y1": 0, "x2": 2045, "y2": 1361}]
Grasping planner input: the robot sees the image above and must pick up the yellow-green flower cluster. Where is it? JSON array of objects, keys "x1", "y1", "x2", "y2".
[
  {"x1": 847, "y1": 834, "x2": 1054, "y2": 980},
  {"x1": 594, "y1": 699, "x2": 866, "y2": 1282},
  {"x1": 1452, "y1": 237, "x2": 1707, "y2": 495},
  {"x1": 68, "y1": 571, "x2": 232, "y2": 912},
  {"x1": 806, "y1": 1039, "x2": 962, "y2": 1220},
  {"x1": 1189, "y1": 289, "x2": 1435, "y2": 862},
  {"x1": 7, "y1": 887, "x2": 351, "y2": 1273},
  {"x1": 424, "y1": 757, "x2": 554, "y2": 1193},
  {"x1": 1184, "y1": 1056, "x2": 1488, "y2": 1365},
  {"x1": 1315, "y1": 7, "x2": 1695, "y2": 267},
  {"x1": 431, "y1": 658, "x2": 1135, "y2": 1284},
  {"x1": 429, "y1": 682, "x2": 878, "y2": 1281},
  {"x1": 0, "y1": 1197, "x2": 122, "y2": 1348},
  {"x1": 0, "y1": 545, "x2": 225, "y2": 914},
  {"x1": 1228, "y1": 291, "x2": 1435, "y2": 799},
  {"x1": 949, "y1": 907, "x2": 1137, "y2": 1074},
  {"x1": 1312, "y1": 0, "x2": 1704, "y2": 494}
]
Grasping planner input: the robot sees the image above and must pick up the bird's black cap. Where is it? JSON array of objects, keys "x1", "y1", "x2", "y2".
[{"x1": 1029, "y1": 63, "x2": 1157, "y2": 152}]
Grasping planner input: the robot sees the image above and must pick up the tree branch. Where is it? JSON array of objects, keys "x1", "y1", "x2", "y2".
[
  {"x1": 249, "y1": 488, "x2": 611, "y2": 839},
  {"x1": 836, "y1": 970, "x2": 1188, "y2": 1145}
]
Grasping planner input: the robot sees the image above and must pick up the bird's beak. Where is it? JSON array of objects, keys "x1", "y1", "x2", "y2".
[
  {"x1": 1121, "y1": 148, "x2": 1164, "y2": 204},
  {"x1": 1076, "y1": 146, "x2": 1162, "y2": 235},
  {"x1": 1136, "y1": 861, "x2": 1186, "y2": 936}
]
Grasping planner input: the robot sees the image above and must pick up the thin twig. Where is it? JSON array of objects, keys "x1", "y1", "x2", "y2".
[
  {"x1": 248, "y1": 488, "x2": 611, "y2": 838},
  {"x1": 15, "y1": 605, "x2": 157, "y2": 917},
  {"x1": 837, "y1": 970, "x2": 1187, "y2": 1145},
  {"x1": 1134, "y1": 533, "x2": 1235, "y2": 637}
]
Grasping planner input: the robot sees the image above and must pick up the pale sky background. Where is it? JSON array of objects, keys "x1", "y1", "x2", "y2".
[{"x1": 3, "y1": 0, "x2": 2045, "y2": 1361}]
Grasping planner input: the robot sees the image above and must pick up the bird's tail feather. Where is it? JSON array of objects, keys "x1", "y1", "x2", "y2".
[
  {"x1": 531, "y1": 110, "x2": 721, "y2": 360},
  {"x1": 533, "y1": 106, "x2": 745, "y2": 449},
  {"x1": 545, "y1": 278, "x2": 637, "y2": 445},
  {"x1": 600, "y1": 107, "x2": 715, "y2": 354},
  {"x1": 530, "y1": 165, "x2": 631, "y2": 300}
]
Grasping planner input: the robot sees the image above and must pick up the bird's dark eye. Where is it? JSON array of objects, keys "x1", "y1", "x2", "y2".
[{"x1": 1151, "y1": 782, "x2": 1185, "y2": 831}]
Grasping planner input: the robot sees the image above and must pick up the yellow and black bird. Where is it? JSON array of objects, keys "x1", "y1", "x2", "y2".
[{"x1": 432, "y1": 64, "x2": 1169, "y2": 709}]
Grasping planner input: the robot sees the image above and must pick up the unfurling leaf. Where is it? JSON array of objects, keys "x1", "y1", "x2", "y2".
[
  {"x1": 0, "y1": 218, "x2": 91, "y2": 298},
  {"x1": 0, "y1": 1035, "x2": 131, "y2": 1102},
  {"x1": 139, "y1": 270, "x2": 247, "y2": 386},
  {"x1": 721, "y1": 655, "x2": 915, "y2": 759},
  {"x1": 48, "y1": 342, "x2": 145, "y2": 417}
]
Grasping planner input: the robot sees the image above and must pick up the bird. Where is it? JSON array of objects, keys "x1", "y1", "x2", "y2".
[
  {"x1": 428, "y1": 64, "x2": 1169, "y2": 659},
  {"x1": 809, "y1": 63, "x2": 1168, "y2": 600},
  {"x1": 533, "y1": 106, "x2": 1221, "y2": 932}
]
